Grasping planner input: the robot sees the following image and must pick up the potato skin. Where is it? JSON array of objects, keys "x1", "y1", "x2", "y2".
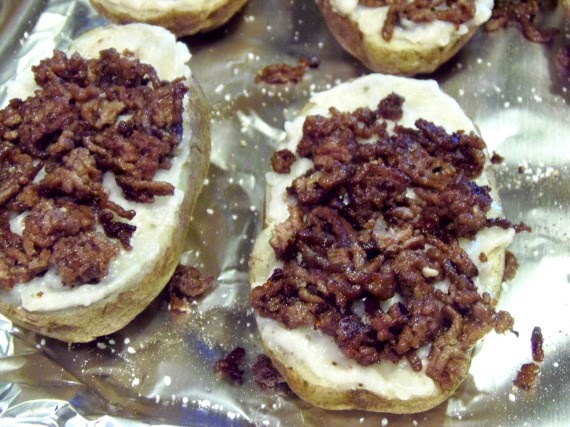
[
  {"x1": 90, "y1": 0, "x2": 249, "y2": 36},
  {"x1": 0, "y1": 26, "x2": 211, "y2": 343},
  {"x1": 250, "y1": 228, "x2": 505, "y2": 413},
  {"x1": 249, "y1": 76, "x2": 508, "y2": 413},
  {"x1": 316, "y1": 0, "x2": 480, "y2": 75}
]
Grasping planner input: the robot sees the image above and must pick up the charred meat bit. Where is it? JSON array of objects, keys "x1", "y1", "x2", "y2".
[
  {"x1": 490, "y1": 152, "x2": 505, "y2": 164},
  {"x1": 51, "y1": 231, "x2": 119, "y2": 286},
  {"x1": 23, "y1": 199, "x2": 96, "y2": 250},
  {"x1": 255, "y1": 63, "x2": 307, "y2": 85},
  {"x1": 252, "y1": 92, "x2": 519, "y2": 390},
  {"x1": 168, "y1": 265, "x2": 215, "y2": 299},
  {"x1": 99, "y1": 210, "x2": 136, "y2": 249},
  {"x1": 255, "y1": 57, "x2": 319, "y2": 85},
  {"x1": 252, "y1": 354, "x2": 291, "y2": 392},
  {"x1": 361, "y1": 0, "x2": 477, "y2": 42},
  {"x1": 513, "y1": 362, "x2": 540, "y2": 390},
  {"x1": 168, "y1": 265, "x2": 215, "y2": 312},
  {"x1": 486, "y1": 217, "x2": 532, "y2": 234},
  {"x1": 377, "y1": 93, "x2": 404, "y2": 121},
  {"x1": 502, "y1": 251, "x2": 519, "y2": 282},
  {"x1": 0, "y1": 143, "x2": 42, "y2": 208},
  {"x1": 485, "y1": 0, "x2": 557, "y2": 43},
  {"x1": 0, "y1": 48, "x2": 187, "y2": 287},
  {"x1": 271, "y1": 149, "x2": 297, "y2": 174},
  {"x1": 215, "y1": 347, "x2": 246, "y2": 385},
  {"x1": 531, "y1": 326, "x2": 544, "y2": 362}
]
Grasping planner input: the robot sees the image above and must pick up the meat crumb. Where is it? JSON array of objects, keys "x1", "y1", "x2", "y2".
[
  {"x1": 215, "y1": 347, "x2": 246, "y2": 385},
  {"x1": 271, "y1": 149, "x2": 297, "y2": 174},
  {"x1": 252, "y1": 354, "x2": 290, "y2": 392},
  {"x1": 485, "y1": 0, "x2": 557, "y2": 43},
  {"x1": 513, "y1": 362, "x2": 540, "y2": 390},
  {"x1": 255, "y1": 57, "x2": 320, "y2": 85},
  {"x1": 490, "y1": 152, "x2": 505, "y2": 164},
  {"x1": 168, "y1": 265, "x2": 215, "y2": 312},
  {"x1": 531, "y1": 326, "x2": 544, "y2": 362},
  {"x1": 502, "y1": 251, "x2": 519, "y2": 282}
]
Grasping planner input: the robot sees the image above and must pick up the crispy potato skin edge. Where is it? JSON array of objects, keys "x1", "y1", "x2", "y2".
[
  {"x1": 316, "y1": 0, "x2": 480, "y2": 75},
  {"x1": 90, "y1": 0, "x2": 249, "y2": 36},
  {"x1": 0, "y1": 45, "x2": 211, "y2": 344}
]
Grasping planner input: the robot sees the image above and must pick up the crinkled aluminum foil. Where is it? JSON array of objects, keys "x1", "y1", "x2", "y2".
[{"x1": 1, "y1": 0, "x2": 569, "y2": 425}]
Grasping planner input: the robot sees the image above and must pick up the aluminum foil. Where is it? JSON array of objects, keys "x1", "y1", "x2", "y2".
[{"x1": 1, "y1": 0, "x2": 569, "y2": 425}]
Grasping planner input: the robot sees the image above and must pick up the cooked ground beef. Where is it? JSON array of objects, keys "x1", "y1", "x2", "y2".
[
  {"x1": 252, "y1": 93, "x2": 518, "y2": 390},
  {"x1": 215, "y1": 347, "x2": 246, "y2": 385},
  {"x1": 513, "y1": 362, "x2": 540, "y2": 390},
  {"x1": 358, "y1": 0, "x2": 476, "y2": 42},
  {"x1": 271, "y1": 149, "x2": 297, "y2": 174},
  {"x1": 167, "y1": 265, "x2": 215, "y2": 312},
  {"x1": 490, "y1": 152, "x2": 504, "y2": 164},
  {"x1": 531, "y1": 326, "x2": 544, "y2": 362},
  {"x1": 0, "y1": 48, "x2": 187, "y2": 290},
  {"x1": 485, "y1": 0, "x2": 557, "y2": 43},
  {"x1": 255, "y1": 57, "x2": 320, "y2": 85},
  {"x1": 252, "y1": 354, "x2": 291, "y2": 393},
  {"x1": 51, "y1": 231, "x2": 119, "y2": 286},
  {"x1": 502, "y1": 250, "x2": 519, "y2": 282}
]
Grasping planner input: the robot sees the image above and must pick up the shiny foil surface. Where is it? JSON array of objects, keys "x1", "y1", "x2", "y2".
[{"x1": 1, "y1": 0, "x2": 569, "y2": 425}]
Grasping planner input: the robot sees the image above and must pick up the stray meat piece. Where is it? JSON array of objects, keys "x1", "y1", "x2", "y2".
[
  {"x1": 271, "y1": 149, "x2": 296, "y2": 174},
  {"x1": 502, "y1": 251, "x2": 519, "y2": 282},
  {"x1": 215, "y1": 347, "x2": 246, "y2": 385},
  {"x1": 253, "y1": 354, "x2": 290, "y2": 392},
  {"x1": 485, "y1": 0, "x2": 557, "y2": 43},
  {"x1": 255, "y1": 57, "x2": 320, "y2": 85},
  {"x1": 531, "y1": 326, "x2": 544, "y2": 363},
  {"x1": 490, "y1": 152, "x2": 504, "y2": 164},
  {"x1": 513, "y1": 362, "x2": 540, "y2": 391},
  {"x1": 168, "y1": 265, "x2": 215, "y2": 312}
]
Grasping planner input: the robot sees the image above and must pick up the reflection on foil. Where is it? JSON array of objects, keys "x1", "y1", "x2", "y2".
[{"x1": 0, "y1": 0, "x2": 569, "y2": 425}]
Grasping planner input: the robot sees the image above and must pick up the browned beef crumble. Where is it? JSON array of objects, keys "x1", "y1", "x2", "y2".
[
  {"x1": 168, "y1": 265, "x2": 215, "y2": 312},
  {"x1": 359, "y1": 0, "x2": 476, "y2": 42},
  {"x1": 486, "y1": 218, "x2": 532, "y2": 234},
  {"x1": 0, "y1": 48, "x2": 187, "y2": 290},
  {"x1": 514, "y1": 362, "x2": 540, "y2": 390},
  {"x1": 251, "y1": 93, "x2": 518, "y2": 391},
  {"x1": 485, "y1": 0, "x2": 557, "y2": 43},
  {"x1": 255, "y1": 57, "x2": 320, "y2": 85},
  {"x1": 215, "y1": 347, "x2": 246, "y2": 385},
  {"x1": 51, "y1": 231, "x2": 119, "y2": 286},
  {"x1": 502, "y1": 250, "x2": 519, "y2": 281},
  {"x1": 490, "y1": 152, "x2": 504, "y2": 164},
  {"x1": 531, "y1": 326, "x2": 544, "y2": 362},
  {"x1": 271, "y1": 149, "x2": 297, "y2": 174},
  {"x1": 252, "y1": 354, "x2": 291, "y2": 393}
]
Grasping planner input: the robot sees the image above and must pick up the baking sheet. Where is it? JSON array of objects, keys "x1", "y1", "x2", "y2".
[{"x1": 1, "y1": 0, "x2": 569, "y2": 425}]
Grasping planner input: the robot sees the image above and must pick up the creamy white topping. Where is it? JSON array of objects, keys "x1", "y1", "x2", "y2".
[
  {"x1": 91, "y1": 0, "x2": 229, "y2": 19},
  {"x1": 254, "y1": 74, "x2": 513, "y2": 400},
  {"x1": 1, "y1": 24, "x2": 194, "y2": 312},
  {"x1": 330, "y1": 0, "x2": 494, "y2": 49}
]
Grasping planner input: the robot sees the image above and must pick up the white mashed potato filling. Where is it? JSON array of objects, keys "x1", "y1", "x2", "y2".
[
  {"x1": 1, "y1": 25, "x2": 194, "y2": 312},
  {"x1": 330, "y1": 0, "x2": 494, "y2": 49},
  {"x1": 253, "y1": 74, "x2": 514, "y2": 400}
]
